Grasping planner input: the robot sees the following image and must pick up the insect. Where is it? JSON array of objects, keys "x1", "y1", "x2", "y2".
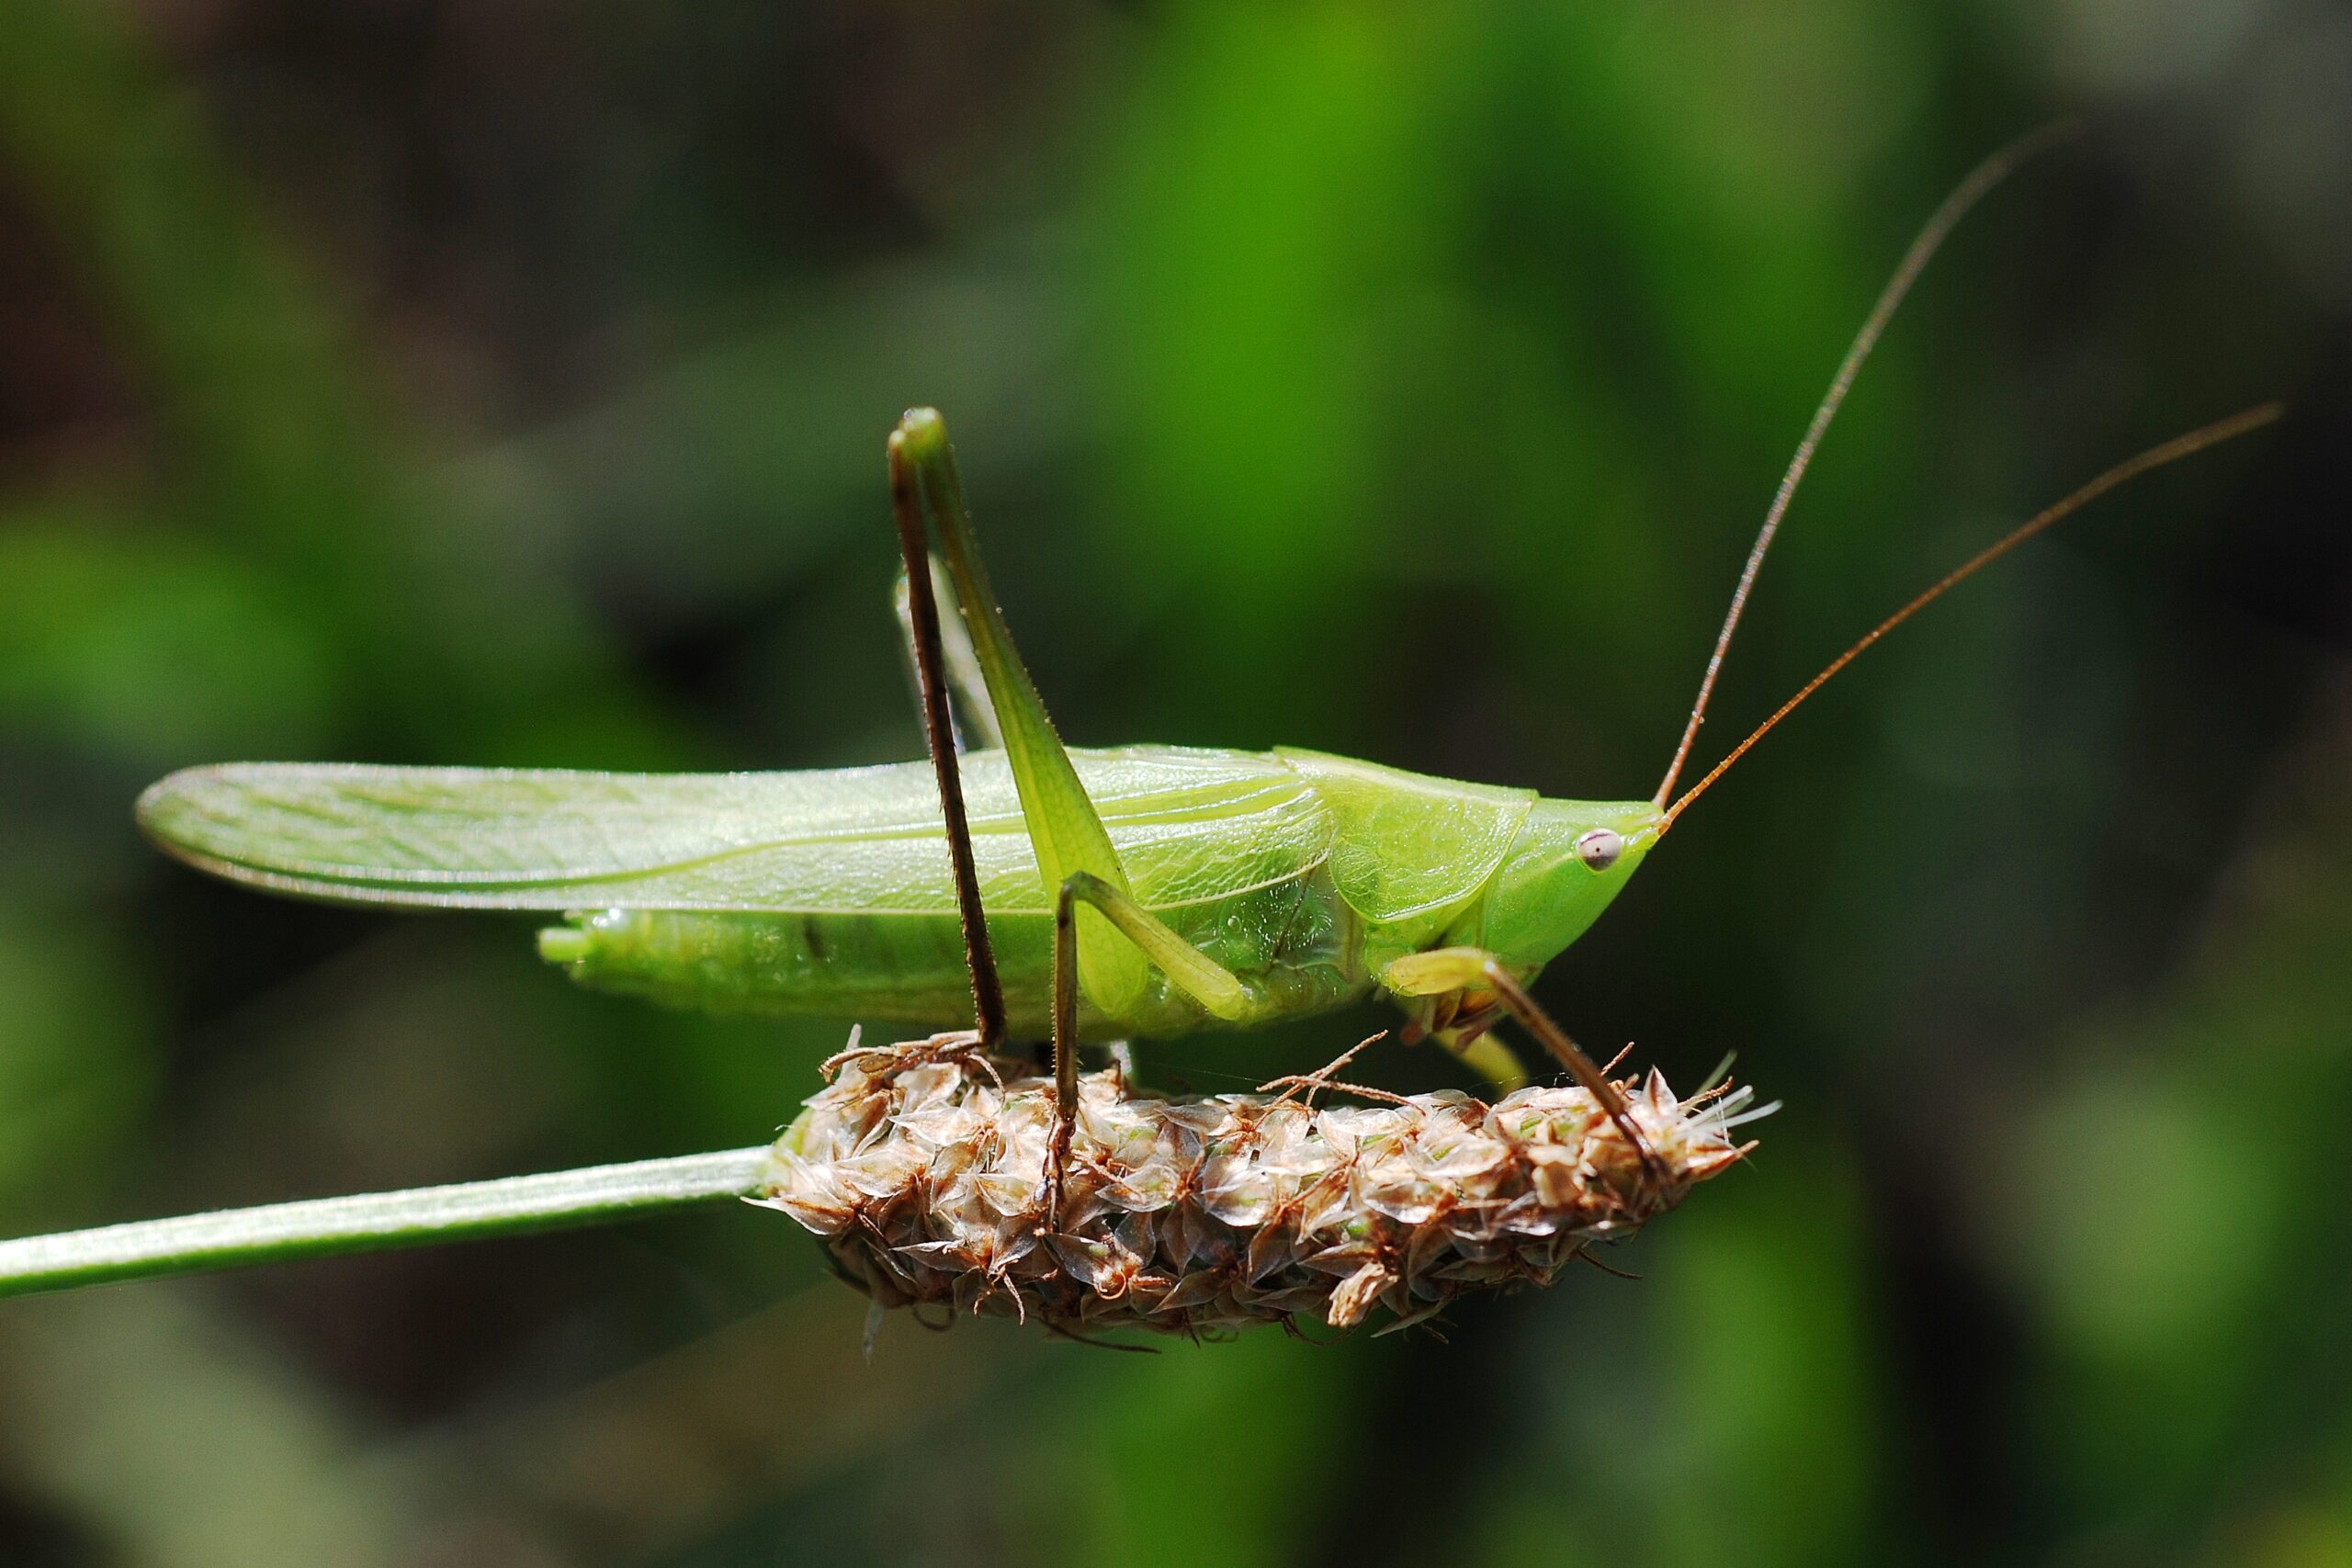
[{"x1": 134, "y1": 131, "x2": 2278, "y2": 1175}]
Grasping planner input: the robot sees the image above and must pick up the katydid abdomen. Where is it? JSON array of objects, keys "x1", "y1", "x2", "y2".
[
  {"x1": 136, "y1": 743, "x2": 1659, "y2": 1038},
  {"x1": 549, "y1": 878, "x2": 1360, "y2": 1036}
]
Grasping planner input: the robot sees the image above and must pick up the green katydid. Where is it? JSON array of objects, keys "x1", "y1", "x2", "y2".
[{"x1": 134, "y1": 137, "x2": 2279, "y2": 1168}]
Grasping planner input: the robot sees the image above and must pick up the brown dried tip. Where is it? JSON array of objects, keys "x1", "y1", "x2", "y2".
[{"x1": 754, "y1": 1034, "x2": 1760, "y2": 1338}]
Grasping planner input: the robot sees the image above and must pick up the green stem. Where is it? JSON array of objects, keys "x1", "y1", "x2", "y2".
[{"x1": 0, "y1": 1146, "x2": 776, "y2": 1301}]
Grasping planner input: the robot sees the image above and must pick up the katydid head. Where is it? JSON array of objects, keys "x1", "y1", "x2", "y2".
[{"x1": 1479, "y1": 796, "x2": 1662, "y2": 973}]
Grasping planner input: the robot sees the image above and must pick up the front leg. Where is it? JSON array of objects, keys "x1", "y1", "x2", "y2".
[{"x1": 1383, "y1": 947, "x2": 1664, "y2": 1179}]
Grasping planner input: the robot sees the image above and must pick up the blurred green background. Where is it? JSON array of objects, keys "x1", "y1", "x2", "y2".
[{"x1": 0, "y1": 2, "x2": 2346, "y2": 1564}]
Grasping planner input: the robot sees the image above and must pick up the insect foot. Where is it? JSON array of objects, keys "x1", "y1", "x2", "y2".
[{"x1": 753, "y1": 1038, "x2": 1758, "y2": 1339}]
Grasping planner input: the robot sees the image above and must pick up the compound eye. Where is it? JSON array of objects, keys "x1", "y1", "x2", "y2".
[{"x1": 1573, "y1": 828, "x2": 1623, "y2": 872}]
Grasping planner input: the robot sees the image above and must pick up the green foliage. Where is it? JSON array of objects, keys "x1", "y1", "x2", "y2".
[{"x1": 0, "y1": 0, "x2": 2342, "y2": 1563}]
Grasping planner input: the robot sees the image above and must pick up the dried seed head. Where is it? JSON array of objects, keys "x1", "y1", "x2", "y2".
[{"x1": 753, "y1": 1035, "x2": 1757, "y2": 1337}]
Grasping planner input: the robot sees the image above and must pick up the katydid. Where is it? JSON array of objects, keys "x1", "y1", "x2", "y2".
[{"x1": 134, "y1": 136, "x2": 2279, "y2": 1160}]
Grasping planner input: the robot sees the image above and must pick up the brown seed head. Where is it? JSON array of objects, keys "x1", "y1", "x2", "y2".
[{"x1": 754, "y1": 1034, "x2": 1757, "y2": 1338}]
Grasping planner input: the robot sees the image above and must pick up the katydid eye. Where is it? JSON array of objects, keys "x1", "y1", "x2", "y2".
[{"x1": 1574, "y1": 828, "x2": 1623, "y2": 872}]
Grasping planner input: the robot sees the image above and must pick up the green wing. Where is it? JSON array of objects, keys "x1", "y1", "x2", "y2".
[{"x1": 137, "y1": 746, "x2": 1333, "y2": 917}]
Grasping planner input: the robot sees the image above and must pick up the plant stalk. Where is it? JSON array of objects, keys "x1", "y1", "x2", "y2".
[{"x1": 0, "y1": 1146, "x2": 775, "y2": 1301}]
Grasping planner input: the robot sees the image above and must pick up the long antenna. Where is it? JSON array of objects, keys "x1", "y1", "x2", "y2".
[
  {"x1": 1653, "y1": 123, "x2": 2077, "y2": 809},
  {"x1": 1658, "y1": 402, "x2": 2283, "y2": 830}
]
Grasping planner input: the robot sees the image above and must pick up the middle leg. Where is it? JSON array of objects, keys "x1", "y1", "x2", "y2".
[
  {"x1": 1048, "y1": 879, "x2": 1080, "y2": 1224},
  {"x1": 1046, "y1": 869, "x2": 1268, "y2": 1223}
]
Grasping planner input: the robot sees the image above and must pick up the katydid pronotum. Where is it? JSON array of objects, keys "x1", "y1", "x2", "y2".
[{"x1": 135, "y1": 134, "x2": 2280, "y2": 1190}]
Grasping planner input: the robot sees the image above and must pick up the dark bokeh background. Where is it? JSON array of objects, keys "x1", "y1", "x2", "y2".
[{"x1": 2, "y1": 3, "x2": 2347, "y2": 1564}]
